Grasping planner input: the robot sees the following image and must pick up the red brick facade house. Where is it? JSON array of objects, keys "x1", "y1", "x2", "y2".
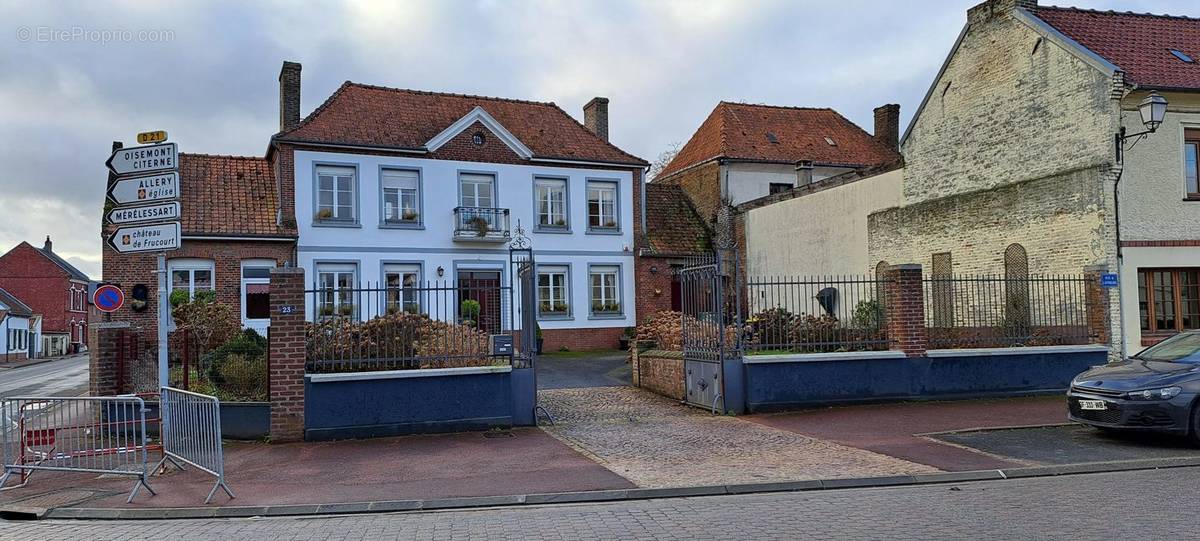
[
  {"x1": 0, "y1": 237, "x2": 91, "y2": 356},
  {"x1": 636, "y1": 184, "x2": 713, "y2": 321}
]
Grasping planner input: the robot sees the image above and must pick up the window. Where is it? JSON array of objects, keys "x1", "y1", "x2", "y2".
[
  {"x1": 382, "y1": 169, "x2": 420, "y2": 224},
  {"x1": 535, "y1": 177, "x2": 568, "y2": 230},
  {"x1": 68, "y1": 287, "x2": 85, "y2": 312},
  {"x1": 1170, "y1": 49, "x2": 1195, "y2": 64},
  {"x1": 587, "y1": 181, "x2": 618, "y2": 230},
  {"x1": 769, "y1": 183, "x2": 792, "y2": 195},
  {"x1": 590, "y1": 265, "x2": 621, "y2": 316},
  {"x1": 1138, "y1": 269, "x2": 1200, "y2": 334},
  {"x1": 241, "y1": 261, "x2": 274, "y2": 323},
  {"x1": 384, "y1": 264, "x2": 421, "y2": 315},
  {"x1": 537, "y1": 266, "x2": 570, "y2": 318},
  {"x1": 1186, "y1": 129, "x2": 1200, "y2": 198},
  {"x1": 459, "y1": 173, "x2": 495, "y2": 208},
  {"x1": 316, "y1": 165, "x2": 356, "y2": 222},
  {"x1": 316, "y1": 263, "x2": 357, "y2": 319},
  {"x1": 169, "y1": 259, "x2": 215, "y2": 302}
]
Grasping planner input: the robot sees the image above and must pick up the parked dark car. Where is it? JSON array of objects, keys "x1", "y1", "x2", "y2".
[{"x1": 1068, "y1": 332, "x2": 1200, "y2": 444}]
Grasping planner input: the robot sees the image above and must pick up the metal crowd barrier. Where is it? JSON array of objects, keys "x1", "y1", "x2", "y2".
[
  {"x1": 0, "y1": 395, "x2": 157, "y2": 503},
  {"x1": 156, "y1": 387, "x2": 234, "y2": 504}
]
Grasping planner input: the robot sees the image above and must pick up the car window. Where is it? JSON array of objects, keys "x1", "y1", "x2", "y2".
[{"x1": 1136, "y1": 333, "x2": 1200, "y2": 363}]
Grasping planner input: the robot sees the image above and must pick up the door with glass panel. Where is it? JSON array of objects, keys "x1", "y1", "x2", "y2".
[
  {"x1": 241, "y1": 261, "x2": 275, "y2": 335},
  {"x1": 459, "y1": 173, "x2": 496, "y2": 230}
]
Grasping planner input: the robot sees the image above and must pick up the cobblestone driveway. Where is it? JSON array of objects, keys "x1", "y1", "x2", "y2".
[{"x1": 538, "y1": 387, "x2": 937, "y2": 487}]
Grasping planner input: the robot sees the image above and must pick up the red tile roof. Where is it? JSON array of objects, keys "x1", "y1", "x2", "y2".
[
  {"x1": 178, "y1": 154, "x2": 294, "y2": 238},
  {"x1": 1033, "y1": 6, "x2": 1200, "y2": 89},
  {"x1": 657, "y1": 102, "x2": 900, "y2": 179},
  {"x1": 276, "y1": 83, "x2": 647, "y2": 166},
  {"x1": 642, "y1": 184, "x2": 712, "y2": 256}
]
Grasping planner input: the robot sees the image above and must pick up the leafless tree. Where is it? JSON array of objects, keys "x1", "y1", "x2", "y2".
[{"x1": 647, "y1": 141, "x2": 682, "y2": 181}]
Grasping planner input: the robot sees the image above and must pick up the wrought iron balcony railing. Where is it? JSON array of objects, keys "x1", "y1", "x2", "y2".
[{"x1": 453, "y1": 207, "x2": 511, "y2": 242}]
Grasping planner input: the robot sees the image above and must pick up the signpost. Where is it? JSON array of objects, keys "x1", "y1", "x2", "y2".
[{"x1": 105, "y1": 134, "x2": 181, "y2": 390}]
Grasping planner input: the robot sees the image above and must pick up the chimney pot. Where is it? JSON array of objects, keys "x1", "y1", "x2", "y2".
[
  {"x1": 873, "y1": 104, "x2": 901, "y2": 151},
  {"x1": 583, "y1": 97, "x2": 609, "y2": 142},
  {"x1": 43, "y1": 235, "x2": 52, "y2": 252},
  {"x1": 279, "y1": 61, "x2": 302, "y2": 133},
  {"x1": 795, "y1": 160, "x2": 814, "y2": 186}
]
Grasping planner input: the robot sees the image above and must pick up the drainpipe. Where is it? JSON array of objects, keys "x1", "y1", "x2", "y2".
[
  {"x1": 1113, "y1": 119, "x2": 1127, "y2": 358},
  {"x1": 639, "y1": 165, "x2": 648, "y2": 237}
]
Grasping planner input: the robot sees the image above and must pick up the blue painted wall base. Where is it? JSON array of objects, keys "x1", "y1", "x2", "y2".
[{"x1": 744, "y1": 349, "x2": 1108, "y2": 412}]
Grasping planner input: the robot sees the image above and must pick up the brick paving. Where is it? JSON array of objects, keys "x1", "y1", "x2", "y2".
[
  {"x1": 3, "y1": 467, "x2": 1196, "y2": 539},
  {"x1": 538, "y1": 387, "x2": 937, "y2": 488}
]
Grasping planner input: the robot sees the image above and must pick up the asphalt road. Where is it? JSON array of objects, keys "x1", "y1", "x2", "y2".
[
  {"x1": 3, "y1": 467, "x2": 1198, "y2": 540},
  {"x1": 0, "y1": 355, "x2": 89, "y2": 398},
  {"x1": 536, "y1": 351, "x2": 630, "y2": 389},
  {"x1": 936, "y1": 424, "x2": 1200, "y2": 464}
]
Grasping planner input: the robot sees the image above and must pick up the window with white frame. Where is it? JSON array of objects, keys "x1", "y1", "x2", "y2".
[
  {"x1": 587, "y1": 181, "x2": 618, "y2": 230},
  {"x1": 68, "y1": 287, "x2": 85, "y2": 312},
  {"x1": 382, "y1": 169, "x2": 420, "y2": 223},
  {"x1": 535, "y1": 177, "x2": 568, "y2": 229},
  {"x1": 316, "y1": 165, "x2": 356, "y2": 222},
  {"x1": 590, "y1": 265, "x2": 621, "y2": 315},
  {"x1": 316, "y1": 263, "x2": 357, "y2": 319},
  {"x1": 537, "y1": 266, "x2": 570, "y2": 317},
  {"x1": 169, "y1": 259, "x2": 215, "y2": 304},
  {"x1": 384, "y1": 264, "x2": 421, "y2": 315},
  {"x1": 241, "y1": 261, "x2": 274, "y2": 323}
]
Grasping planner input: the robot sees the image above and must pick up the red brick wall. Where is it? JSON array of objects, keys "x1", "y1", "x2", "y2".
[
  {"x1": 883, "y1": 264, "x2": 928, "y2": 357},
  {"x1": 0, "y1": 242, "x2": 85, "y2": 336},
  {"x1": 268, "y1": 267, "x2": 305, "y2": 442},
  {"x1": 659, "y1": 161, "x2": 720, "y2": 224},
  {"x1": 635, "y1": 255, "x2": 677, "y2": 324},
  {"x1": 541, "y1": 326, "x2": 626, "y2": 352}
]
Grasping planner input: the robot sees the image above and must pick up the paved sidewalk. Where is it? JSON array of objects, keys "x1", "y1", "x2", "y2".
[
  {"x1": 748, "y1": 396, "x2": 1069, "y2": 470},
  {"x1": 539, "y1": 387, "x2": 937, "y2": 487}
]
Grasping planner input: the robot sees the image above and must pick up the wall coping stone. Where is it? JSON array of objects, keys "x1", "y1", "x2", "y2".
[
  {"x1": 743, "y1": 350, "x2": 907, "y2": 364},
  {"x1": 307, "y1": 364, "x2": 512, "y2": 383},
  {"x1": 925, "y1": 345, "x2": 1110, "y2": 358},
  {"x1": 639, "y1": 350, "x2": 684, "y2": 359}
]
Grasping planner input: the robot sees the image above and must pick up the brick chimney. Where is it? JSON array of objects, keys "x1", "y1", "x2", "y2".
[
  {"x1": 279, "y1": 61, "x2": 302, "y2": 133},
  {"x1": 873, "y1": 104, "x2": 900, "y2": 151},
  {"x1": 584, "y1": 97, "x2": 609, "y2": 142},
  {"x1": 43, "y1": 235, "x2": 52, "y2": 252}
]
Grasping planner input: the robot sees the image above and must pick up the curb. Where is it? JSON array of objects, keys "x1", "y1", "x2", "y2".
[{"x1": 21, "y1": 456, "x2": 1200, "y2": 521}]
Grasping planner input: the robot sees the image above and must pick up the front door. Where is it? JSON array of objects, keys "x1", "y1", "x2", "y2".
[{"x1": 458, "y1": 270, "x2": 502, "y2": 333}]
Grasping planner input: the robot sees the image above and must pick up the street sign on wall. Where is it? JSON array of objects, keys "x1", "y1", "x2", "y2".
[
  {"x1": 105, "y1": 142, "x2": 177, "y2": 176},
  {"x1": 106, "y1": 172, "x2": 179, "y2": 205},
  {"x1": 107, "y1": 222, "x2": 181, "y2": 254},
  {"x1": 106, "y1": 201, "x2": 181, "y2": 225}
]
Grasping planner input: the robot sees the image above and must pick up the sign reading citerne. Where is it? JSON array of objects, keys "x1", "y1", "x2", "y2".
[{"x1": 105, "y1": 142, "x2": 177, "y2": 176}]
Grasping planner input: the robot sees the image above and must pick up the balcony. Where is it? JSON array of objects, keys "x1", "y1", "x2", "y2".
[{"x1": 453, "y1": 207, "x2": 511, "y2": 242}]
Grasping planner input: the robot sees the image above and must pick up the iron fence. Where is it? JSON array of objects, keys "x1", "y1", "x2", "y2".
[
  {"x1": 923, "y1": 274, "x2": 1090, "y2": 349},
  {"x1": 305, "y1": 281, "x2": 517, "y2": 373},
  {"x1": 743, "y1": 275, "x2": 891, "y2": 354}
]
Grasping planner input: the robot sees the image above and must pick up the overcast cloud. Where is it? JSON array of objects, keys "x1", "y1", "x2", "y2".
[{"x1": 1, "y1": 0, "x2": 1193, "y2": 279}]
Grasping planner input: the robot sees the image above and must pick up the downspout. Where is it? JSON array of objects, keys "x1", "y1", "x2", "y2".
[
  {"x1": 1113, "y1": 122, "x2": 1127, "y2": 358},
  {"x1": 639, "y1": 165, "x2": 648, "y2": 238}
]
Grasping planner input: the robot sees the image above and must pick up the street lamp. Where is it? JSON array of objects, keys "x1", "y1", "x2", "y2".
[{"x1": 1116, "y1": 91, "x2": 1168, "y2": 162}]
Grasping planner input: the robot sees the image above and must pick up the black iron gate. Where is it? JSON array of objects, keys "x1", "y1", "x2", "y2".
[{"x1": 678, "y1": 250, "x2": 740, "y2": 413}]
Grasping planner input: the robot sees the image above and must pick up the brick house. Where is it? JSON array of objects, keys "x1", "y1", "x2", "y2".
[
  {"x1": 865, "y1": 0, "x2": 1200, "y2": 355},
  {"x1": 0, "y1": 237, "x2": 91, "y2": 356},
  {"x1": 0, "y1": 287, "x2": 36, "y2": 361},
  {"x1": 635, "y1": 183, "x2": 713, "y2": 321}
]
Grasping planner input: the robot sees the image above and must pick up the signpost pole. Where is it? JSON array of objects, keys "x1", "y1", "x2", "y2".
[{"x1": 157, "y1": 252, "x2": 169, "y2": 389}]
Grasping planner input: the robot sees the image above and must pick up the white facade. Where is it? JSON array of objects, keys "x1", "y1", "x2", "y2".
[
  {"x1": 724, "y1": 162, "x2": 853, "y2": 206},
  {"x1": 294, "y1": 149, "x2": 637, "y2": 332},
  {"x1": 1, "y1": 312, "x2": 32, "y2": 359}
]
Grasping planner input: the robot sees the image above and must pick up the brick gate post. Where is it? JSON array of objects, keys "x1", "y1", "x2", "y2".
[
  {"x1": 883, "y1": 264, "x2": 928, "y2": 358},
  {"x1": 90, "y1": 322, "x2": 130, "y2": 397},
  {"x1": 269, "y1": 267, "x2": 306, "y2": 442},
  {"x1": 1083, "y1": 265, "x2": 1111, "y2": 346}
]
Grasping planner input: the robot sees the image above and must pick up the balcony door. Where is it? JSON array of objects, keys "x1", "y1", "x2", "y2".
[{"x1": 459, "y1": 173, "x2": 497, "y2": 229}]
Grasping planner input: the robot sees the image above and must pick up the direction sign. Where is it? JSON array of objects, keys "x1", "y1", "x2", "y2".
[
  {"x1": 107, "y1": 222, "x2": 181, "y2": 254},
  {"x1": 93, "y1": 284, "x2": 125, "y2": 313},
  {"x1": 105, "y1": 142, "x2": 177, "y2": 176},
  {"x1": 106, "y1": 172, "x2": 180, "y2": 205},
  {"x1": 137, "y1": 130, "x2": 168, "y2": 144},
  {"x1": 106, "y1": 201, "x2": 180, "y2": 225}
]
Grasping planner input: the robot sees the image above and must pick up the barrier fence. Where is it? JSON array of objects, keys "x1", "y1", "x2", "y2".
[
  {"x1": 0, "y1": 395, "x2": 157, "y2": 503},
  {"x1": 156, "y1": 387, "x2": 234, "y2": 504}
]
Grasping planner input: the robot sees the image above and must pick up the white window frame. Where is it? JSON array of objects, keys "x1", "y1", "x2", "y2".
[
  {"x1": 589, "y1": 264, "x2": 623, "y2": 317},
  {"x1": 315, "y1": 164, "x2": 358, "y2": 223},
  {"x1": 534, "y1": 177, "x2": 569, "y2": 231},
  {"x1": 316, "y1": 262, "x2": 358, "y2": 320},
  {"x1": 381, "y1": 168, "x2": 422, "y2": 227},
  {"x1": 537, "y1": 264, "x2": 572, "y2": 319},
  {"x1": 240, "y1": 260, "x2": 275, "y2": 328},
  {"x1": 383, "y1": 263, "x2": 422, "y2": 315},
  {"x1": 586, "y1": 180, "x2": 619, "y2": 232}
]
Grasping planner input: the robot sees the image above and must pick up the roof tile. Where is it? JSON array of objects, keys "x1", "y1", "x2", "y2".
[
  {"x1": 177, "y1": 154, "x2": 293, "y2": 238},
  {"x1": 643, "y1": 184, "x2": 712, "y2": 256}
]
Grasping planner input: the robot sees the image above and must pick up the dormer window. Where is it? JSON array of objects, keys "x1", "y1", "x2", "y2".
[{"x1": 1170, "y1": 49, "x2": 1195, "y2": 63}]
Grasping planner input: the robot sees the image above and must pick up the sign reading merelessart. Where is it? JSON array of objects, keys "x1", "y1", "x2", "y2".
[
  {"x1": 105, "y1": 142, "x2": 177, "y2": 176},
  {"x1": 106, "y1": 172, "x2": 179, "y2": 205},
  {"x1": 106, "y1": 201, "x2": 180, "y2": 225},
  {"x1": 107, "y1": 222, "x2": 181, "y2": 254}
]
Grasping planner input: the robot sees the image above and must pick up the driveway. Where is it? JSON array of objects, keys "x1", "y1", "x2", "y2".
[{"x1": 535, "y1": 351, "x2": 630, "y2": 389}]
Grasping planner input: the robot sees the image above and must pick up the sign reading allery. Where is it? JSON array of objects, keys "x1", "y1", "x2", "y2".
[{"x1": 106, "y1": 172, "x2": 179, "y2": 205}]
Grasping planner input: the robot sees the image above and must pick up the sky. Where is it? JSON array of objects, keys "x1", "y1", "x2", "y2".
[{"x1": 1, "y1": 0, "x2": 1195, "y2": 280}]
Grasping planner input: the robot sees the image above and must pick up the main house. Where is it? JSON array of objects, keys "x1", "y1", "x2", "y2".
[
  {"x1": 101, "y1": 62, "x2": 647, "y2": 351},
  {"x1": 0, "y1": 237, "x2": 90, "y2": 356}
]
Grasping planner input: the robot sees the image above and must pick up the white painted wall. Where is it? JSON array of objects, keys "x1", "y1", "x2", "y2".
[
  {"x1": 1, "y1": 314, "x2": 31, "y2": 357},
  {"x1": 1118, "y1": 246, "x2": 1200, "y2": 355},
  {"x1": 1119, "y1": 92, "x2": 1200, "y2": 241},
  {"x1": 723, "y1": 162, "x2": 852, "y2": 206},
  {"x1": 294, "y1": 150, "x2": 637, "y2": 330},
  {"x1": 745, "y1": 169, "x2": 904, "y2": 277}
]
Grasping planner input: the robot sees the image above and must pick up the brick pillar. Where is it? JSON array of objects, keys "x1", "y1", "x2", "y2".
[
  {"x1": 1083, "y1": 265, "x2": 1111, "y2": 345},
  {"x1": 90, "y1": 322, "x2": 130, "y2": 397},
  {"x1": 883, "y1": 264, "x2": 928, "y2": 358},
  {"x1": 269, "y1": 267, "x2": 306, "y2": 442}
]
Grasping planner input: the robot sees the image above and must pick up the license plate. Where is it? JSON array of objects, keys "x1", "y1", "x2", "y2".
[{"x1": 1078, "y1": 400, "x2": 1107, "y2": 411}]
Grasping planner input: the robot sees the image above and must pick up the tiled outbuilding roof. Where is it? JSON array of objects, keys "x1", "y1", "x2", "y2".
[
  {"x1": 642, "y1": 184, "x2": 712, "y2": 257},
  {"x1": 178, "y1": 154, "x2": 294, "y2": 238},
  {"x1": 0, "y1": 287, "x2": 34, "y2": 317},
  {"x1": 275, "y1": 82, "x2": 647, "y2": 166},
  {"x1": 1033, "y1": 6, "x2": 1200, "y2": 89},
  {"x1": 657, "y1": 102, "x2": 900, "y2": 179}
]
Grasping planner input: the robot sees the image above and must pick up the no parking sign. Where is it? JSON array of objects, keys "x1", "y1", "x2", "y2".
[{"x1": 93, "y1": 284, "x2": 125, "y2": 313}]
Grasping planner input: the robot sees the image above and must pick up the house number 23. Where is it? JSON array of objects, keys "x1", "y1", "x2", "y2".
[{"x1": 279, "y1": 306, "x2": 296, "y2": 314}]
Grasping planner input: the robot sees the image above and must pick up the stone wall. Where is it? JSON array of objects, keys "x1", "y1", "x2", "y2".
[
  {"x1": 662, "y1": 161, "x2": 722, "y2": 224},
  {"x1": 631, "y1": 348, "x2": 684, "y2": 401}
]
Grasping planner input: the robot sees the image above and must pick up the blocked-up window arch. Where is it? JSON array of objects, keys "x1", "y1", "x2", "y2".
[
  {"x1": 1004, "y1": 243, "x2": 1031, "y2": 333},
  {"x1": 875, "y1": 260, "x2": 890, "y2": 321}
]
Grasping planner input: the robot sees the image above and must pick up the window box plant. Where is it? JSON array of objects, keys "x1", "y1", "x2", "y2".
[
  {"x1": 316, "y1": 208, "x2": 334, "y2": 220},
  {"x1": 593, "y1": 302, "x2": 621, "y2": 314},
  {"x1": 470, "y1": 216, "x2": 490, "y2": 237},
  {"x1": 401, "y1": 209, "x2": 419, "y2": 221}
]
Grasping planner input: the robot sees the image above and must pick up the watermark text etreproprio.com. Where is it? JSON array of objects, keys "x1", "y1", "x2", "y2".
[{"x1": 16, "y1": 26, "x2": 175, "y2": 43}]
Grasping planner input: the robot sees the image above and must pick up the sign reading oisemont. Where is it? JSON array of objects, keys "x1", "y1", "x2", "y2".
[{"x1": 105, "y1": 137, "x2": 181, "y2": 254}]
